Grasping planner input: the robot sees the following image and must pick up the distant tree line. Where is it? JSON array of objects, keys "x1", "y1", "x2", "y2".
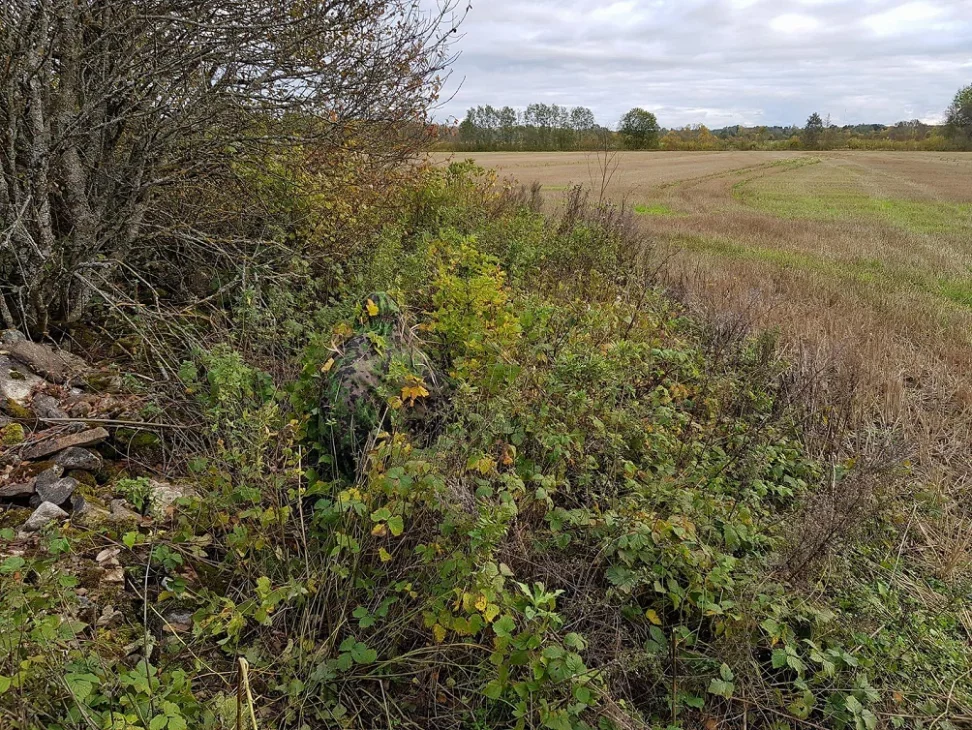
[
  {"x1": 438, "y1": 84, "x2": 972, "y2": 152},
  {"x1": 454, "y1": 104, "x2": 609, "y2": 151}
]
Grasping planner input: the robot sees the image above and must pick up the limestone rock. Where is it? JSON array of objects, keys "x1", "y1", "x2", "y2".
[
  {"x1": 96, "y1": 547, "x2": 121, "y2": 564},
  {"x1": 161, "y1": 609, "x2": 194, "y2": 634},
  {"x1": 70, "y1": 496, "x2": 111, "y2": 528},
  {"x1": 36, "y1": 476, "x2": 78, "y2": 505},
  {"x1": 147, "y1": 479, "x2": 188, "y2": 518},
  {"x1": 96, "y1": 605, "x2": 124, "y2": 628},
  {"x1": 1, "y1": 332, "x2": 88, "y2": 385},
  {"x1": 103, "y1": 566, "x2": 125, "y2": 583},
  {"x1": 0, "y1": 355, "x2": 45, "y2": 406},
  {"x1": 0, "y1": 481, "x2": 34, "y2": 499},
  {"x1": 22, "y1": 427, "x2": 109, "y2": 460},
  {"x1": 109, "y1": 499, "x2": 141, "y2": 527},
  {"x1": 34, "y1": 465, "x2": 65, "y2": 490},
  {"x1": 23, "y1": 501, "x2": 69, "y2": 531},
  {"x1": 31, "y1": 393, "x2": 67, "y2": 420},
  {"x1": 54, "y1": 447, "x2": 104, "y2": 471}
]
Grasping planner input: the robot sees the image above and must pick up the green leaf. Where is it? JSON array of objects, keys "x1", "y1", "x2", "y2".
[
  {"x1": 563, "y1": 653, "x2": 585, "y2": 675},
  {"x1": 493, "y1": 615, "x2": 516, "y2": 637},
  {"x1": 787, "y1": 654, "x2": 806, "y2": 673},
  {"x1": 0, "y1": 676, "x2": 11, "y2": 694},
  {"x1": 845, "y1": 695, "x2": 863, "y2": 714},
  {"x1": 573, "y1": 685, "x2": 593, "y2": 704},
  {"x1": 720, "y1": 663, "x2": 734, "y2": 682},
  {"x1": 682, "y1": 694, "x2": 705, "y2": 709},
  {"x1": 65, "y1": 673, "x2": 100, "y2": 702},
  {"x1": 483, "y1": 679, "x2": 504, "y2": 699},
  {"x1": 167, "y1": 716, "x2": 187, "y2": 730},
  {"x1": 0, "y1": 556, "x2": 25, "y2": 574},
  {"x1": 387, "y1": 515, "x2": 404, "y2": 537},
  {"x1": 370, "y1": 508, "x2": 391, "y2": 522},
  {"x1": 123, "y1": 532, "x2": 138, "y2": 549},
  {"x1": 788, "y1": 691, "x2": 815, "y2": 720},
  {"x1": 771, "y1": 649, "x2": 789, "y2": 669},
  {"x1": 708, "y1": 678, "x2": 735, "y2": 699},
  {"x1": 564, "y1": 632, "x2": 586, "y2": 650},
  {"x1": 541, "y1": 709, "x2": 572, "y2": 730},
  {"x1": 350, "y1": 642, "x2": 377, "y2": 664},
  {"x1": 149, "y1": 716, "x2": 168, "y2": 730}
]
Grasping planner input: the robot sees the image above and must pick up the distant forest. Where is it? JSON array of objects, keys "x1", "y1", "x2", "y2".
[{"x1": 437, "y1": 94, "x2": 972, "y2": 152}]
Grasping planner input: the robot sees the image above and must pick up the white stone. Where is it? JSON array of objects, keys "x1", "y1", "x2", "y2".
[{"x1": 23, "y1": 501, "x2": 69, "y2": 531}]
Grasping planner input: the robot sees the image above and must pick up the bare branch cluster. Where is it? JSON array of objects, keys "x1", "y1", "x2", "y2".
[{"x1": 0, "y1": 0, "x2": 463, "y2": 334}]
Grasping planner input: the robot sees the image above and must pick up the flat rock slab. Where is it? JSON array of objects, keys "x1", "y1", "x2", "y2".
[
  {"x1": 22, "y1": 427, "x2": 109, "y2": 461},
  {"x1": 31, "y1": 394, "x2": 67, "y2": 420},
  {"x1": 148, "y1": 479, "x2": 189, "y2": 518},
  {"x1": 34, "y1": 465, "x2": 65, "y2": 489},
  {"x1": 109, "y1": 499, "x2": 141, "y2": 526},
  {"x1": 36, "y1": 477, "x2": 78, "y2": 505},
  {"x1": 0, "y1": 355, "x2": 46, "y2": 405},
  {"x1": 54, "y1": 447, "x2": 103, "y2": 471},
  {"x1": 0, "y1": 481, "x2": 35, "y2": 499},
  {"x1": 23, "y1": 501, "x2": 68, "y2": 531},
  {"x1": 70, "y1": 497, "x2": 109, "y2": 527},
  {"x1": 1, "y1": 333, "x2": 87, "y2": 385}
]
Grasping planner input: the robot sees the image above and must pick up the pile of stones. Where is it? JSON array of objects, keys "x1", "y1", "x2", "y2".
[{"x1": 0, "y1": 330, "x2": 148, "y2": 533}]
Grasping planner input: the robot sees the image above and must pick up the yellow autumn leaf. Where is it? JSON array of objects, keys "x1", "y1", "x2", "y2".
[
  {"x1": 371, "y1": 523, "x2": 388, "y2": 537},
  {"x1": 483, "y1": 603, "x2": 500, "y2": 623},
  {"x1": 366, "y1": 298, "x2": 379, "y2": 317},
  {"x1": 401, "y1": 384, "x2": 429, "y2": 402},
  {"x1": 432, "y1": 624, "x2": 447, "y2": 644},
  {"x1": 378, "y1": 547, "x2": 393, "y2": 563},
  {"x1": 321, "y1": 357, "x2": 335, "y2": 373},
  {"x1": 645, "y1": 609, "x2": 662, "y2": 626},
  {"x1": 461, "y1": 591, "x2": 475, "y2": 612},
  {"x1": 474, "y1": 595, "x2": 488, "y2": 612}
]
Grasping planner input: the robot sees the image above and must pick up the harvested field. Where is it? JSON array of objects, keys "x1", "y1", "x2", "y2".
[{"x1": 440, "y1": 150, "x2": 972, "y2": 581}]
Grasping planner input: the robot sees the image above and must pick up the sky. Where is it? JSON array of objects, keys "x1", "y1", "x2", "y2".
[{"x1": 432, "y1": 0, "x2": 972, "y2": 129}]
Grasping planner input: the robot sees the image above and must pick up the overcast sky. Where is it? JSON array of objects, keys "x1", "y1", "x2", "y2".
[{"x1": 433, "y1": 0, "x2": 972, "y2": 129}]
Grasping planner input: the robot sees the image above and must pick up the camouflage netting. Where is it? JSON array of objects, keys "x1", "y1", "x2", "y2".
[{"x1": 319, "y1": 293, "x2": 443, "y2": 475}]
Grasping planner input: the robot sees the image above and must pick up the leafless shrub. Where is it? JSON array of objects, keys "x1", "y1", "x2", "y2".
[
  {"x1": 783, "y1": 432, "x2": 908, "y2": 579},
  {"x1": 0, "y1": 0, "x2": 464, "y2": 336},
  {"x1": 557, "y1": 184, "x2": 590, "y2": 236},
  {"x1": 527, "y1": 180, "x2": 544, "y2": 213}
]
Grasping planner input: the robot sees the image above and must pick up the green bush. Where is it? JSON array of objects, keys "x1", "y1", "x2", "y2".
[{"x1": 2, "y1": 163, "x2": 968, "y2": 730}]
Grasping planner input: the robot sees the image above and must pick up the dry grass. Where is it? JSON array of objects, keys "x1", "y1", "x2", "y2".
[{"x1": 437, "y1": 150, "x2": 972, "y2": 582}]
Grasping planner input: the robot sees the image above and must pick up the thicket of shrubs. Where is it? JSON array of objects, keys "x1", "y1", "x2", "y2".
[
  {"x1": 3, "y1": 5, "x2": 969, "y2": 728},
  {"x1": 2, "y1": 159, "x2": 969, "y2": 729}
]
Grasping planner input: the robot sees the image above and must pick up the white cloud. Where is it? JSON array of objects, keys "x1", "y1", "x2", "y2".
[
  {"x1": 770, "y1": 13, "x2": 821, "y2": 33},
  {"x1": 863, "y1": 2, "x2": 946, "y2": 36},
  {"x1": 591, "y1": 1, "x2": 638, "y2": 20},
  {"x1": 434, "y1": 0, "x2": 972, "y2": 127}
]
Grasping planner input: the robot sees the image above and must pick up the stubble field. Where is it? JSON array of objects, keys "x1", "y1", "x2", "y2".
[{"x1": 435, "y1": 149, "x2": 972, "y2": 581}]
